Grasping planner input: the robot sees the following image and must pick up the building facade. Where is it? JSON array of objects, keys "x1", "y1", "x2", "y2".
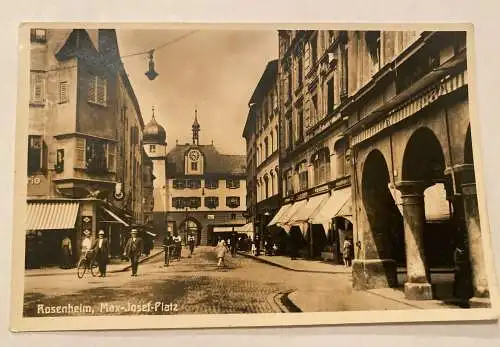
[
  {"x1": 243, "y1": 60, "x2": 280, "y2": 245},
  {"x1": 26, "y1": 29, "x2": 151, "y2": 266},
  {"x1": 263, "y1": 29, "x2": 487, "y2": 304},
  {"x1": 148, "y1": 114, "x2": 247, "y2": 246},
  {"x1": 266, "y1": 31, "x2": 353, "y2": 261}
]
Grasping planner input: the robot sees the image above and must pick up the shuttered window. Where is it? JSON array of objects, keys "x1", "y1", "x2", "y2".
[
  {"x1": 107, "y1": 143, "x2": 116, "y2": 172},
  {"x1": 88, "y1": 75, "x2": 107, "y2": 106},
  {"x1": 59, "y1": 81, "x2": 69, "y2": 103},
  {"x1": 75, "y1": 138, "x2": 86, "y2": 168},
  {"x1": 30, "y1": 71, "x2": 46, "y2": 105}
]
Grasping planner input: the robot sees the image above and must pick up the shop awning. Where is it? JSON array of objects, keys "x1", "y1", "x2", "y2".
[
  {"x1": 267, "y1": 203, "x2": 293, "y2": 226},
  {"x1": 279, "y1": 199, "x2": 308, "y2": 225},
  {"x1": 213, "y1": 226, "x2": 234, "y2": 233},
  {"x1": 389, "y1": 183, "x2": 451, "y2": 222},
  {"x1": 288, "y1": 194, "x2": 329, "y2": 224},
  {"x1": 26, "y1": 201, "x2": 79, "y2": 231},
  {"x1": 101, "y1": 207, "x2": 130, "y2": 226},
  {"x1": 309, "y1": 187, "x2": 352, "y2": 227},
  {"x1": 234, "y1": 222, "x2": 253, "y2": 233}
]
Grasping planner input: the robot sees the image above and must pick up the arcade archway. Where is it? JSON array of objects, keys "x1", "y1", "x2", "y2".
[
  {"x1": 179, "y1": 218, "x2": 201, "y2": 246},
  {"x1": 361, "y1": 150, "x2": 404, "y2": 285}
]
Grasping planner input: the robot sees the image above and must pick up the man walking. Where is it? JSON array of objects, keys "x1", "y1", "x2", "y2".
[
  {"x1": 123, "y1": 229, "x2": 144, "y2": 276},
  {"x1": 92, "y1": 230, "x2": 109, "y2": 277},
  {"x1": 187, "y1": 234, "x2": 195, "y2": 257}
]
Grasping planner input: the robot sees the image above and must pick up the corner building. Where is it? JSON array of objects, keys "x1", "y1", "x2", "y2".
[{"x1": 26, "y1": 29, "x2": 153, "y2": 266}]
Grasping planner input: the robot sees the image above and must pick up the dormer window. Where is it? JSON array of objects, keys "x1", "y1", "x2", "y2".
[{"x1": 150, "y1": 144, "x2": 156, "y2": 153}]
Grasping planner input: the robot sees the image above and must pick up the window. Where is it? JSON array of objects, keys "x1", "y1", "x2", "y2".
[
  {"x1": 85, "y1": 138, "x2": 108, "y2": 173},
  {"x1": 187, "y1": 197, "x2": 201, "y2": 209},
  {"x1": 264, "y1": 176, "x2": 269, "y2": 199},
  {"x1": 311, "y1": 94, "x2": 318, "y2": 124},
  {"x1": 284, "y1": 170, "x2": 293, "y2": 196},
  {"x1": 270, "y1": 172, "x2": 275, "y2": 196},
  {"x1": 226, "y1": 179, "x2": 240, "y2": 189},
  {"x1": 264, "y1": 137, "x2": 269, "y2": 159},
  {"x1": 58, "y1": 81, "x2": 69, "y2": 104},
  {"x1": 287, "y1": 71, "x2": 292, "y2": 101},
  {"x1": 340, "y1": 43, "x2": 348, "y2": 98},
  {"x1": 149, "y1": 144, "x2": 156, "y2": 153},
  {"x1": 54, "y1": 149, "x2": 64, "y2": 173},
  {"x1": 30, "y1": 71, "x2": 46, "y2": 106},
  {"x1": 270, "y1": 131, "x2": 274, "y2": 154},
  {"x1": 205, "y1": 179, "x2": 219, "y2": 189},
  {"x1": 326, "y1": 78, "x2": 334, "y2": 114},
  {"x1": 191, "y1": 162, "x2": 198, "y2": 171},
  {"x1": 311, "y1": 36, "x2": 318, "y2": 65},
  {"x1": 297, "y1": 57, "x2": 303, "y2": 88},
  {"x1": 88, "y1": 75, "x2": 108, "y2": 106},
  {"x1": 173, "y1": 179, "x2": 185, "y2": 189},
  {"x1": 27, "y1": 135, "x2": 46, "y2": 175},
  {"x1": 204, "y1": 197, "x2": 219, "y2": 209},
  {"x1": 313, "y1": 148, "x2": 331, "y2": 186},
  {"x1": 365, "y1": 31, "x2": 381, "y2": 75},
  {"x1": 298, "y1": 162, "x2": 308, "y2": 191},
  {"x1": 226, "y1": 196, "x2": 241, "y2": 208},
  {"x1": 172, "y1": 197, "x2": 185, "y2": 209},
  {"x1": 286, "y1": 116, "x2": 293, "y2": 149},
  {"x1": 295, "y1": 110, "x2": 304, "y2": 144},
  {"x1": 106, "y1": 143, "x2": 116, "y2": 172},
  {"x1": 30, "y1": 29, "x2": 47, "y2": 43},
  {"x1": 186, "y1": 179, "x2": 201, "y2": 189}
]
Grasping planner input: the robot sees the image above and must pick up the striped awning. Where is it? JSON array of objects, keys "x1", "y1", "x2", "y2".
[
  {"x1": 101, "y1": 207, "x2": 130, "y2": 226},
  {"x1": 26, "y1": 201, "x2": 80, "y2": 231}
]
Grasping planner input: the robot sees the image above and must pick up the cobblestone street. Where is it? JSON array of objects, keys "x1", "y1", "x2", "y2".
[{"x1": 24, "y1": 246, "x2": 448, "y2": 317}]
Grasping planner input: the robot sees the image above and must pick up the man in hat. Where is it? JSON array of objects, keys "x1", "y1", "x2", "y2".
[
  {"x1": 123, "y1": 228, "x2": 144, "y2": 276},
  {"x1": 92, "y1": 230, "x2": 109, "y2": 277}
]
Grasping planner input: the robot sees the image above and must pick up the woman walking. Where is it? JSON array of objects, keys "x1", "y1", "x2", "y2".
[
  {"x1": 215, "y1": 238, "x2": 228, "y2": 267},
  {"x1": 343, "y1": 237, "x2": 353, "y2": 267}
]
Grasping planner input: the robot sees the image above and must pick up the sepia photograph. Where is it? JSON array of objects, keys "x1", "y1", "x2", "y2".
[{"x1": 10, "y1": 23, "x2": 499, "y2": 331}]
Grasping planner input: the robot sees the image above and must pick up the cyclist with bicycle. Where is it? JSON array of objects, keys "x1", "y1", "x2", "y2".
[{"x1": 76, "y1": 230, "x2": 98, "y2": 278}]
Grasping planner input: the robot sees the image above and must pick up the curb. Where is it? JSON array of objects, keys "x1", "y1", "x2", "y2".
[
  {"x1": 110, "y1": 249, "x2": 165, "y2": 273},
  {"x1": 237, "y1": 251, "x2": 349, "y2": 275},
  {"x1": 266, "y1": 290, "x2": 302, "y2": 313}
]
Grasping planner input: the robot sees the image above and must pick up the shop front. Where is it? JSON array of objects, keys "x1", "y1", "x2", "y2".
[{"x1": 25, "y1": 200, "x2": 80, "y2": 268}]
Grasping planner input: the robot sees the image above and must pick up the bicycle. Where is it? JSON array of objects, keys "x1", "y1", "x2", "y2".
[{"x1": 76, "y1": 250, "x2": 99, "y2": 278}]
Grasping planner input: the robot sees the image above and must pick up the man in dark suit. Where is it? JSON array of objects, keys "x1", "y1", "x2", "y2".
[
  {"x1": 92, "y1": 230, "x2": 109, "y2": 277},
  {"x1": 123, "y1": 228, "x2": 144, "y2": 276}
]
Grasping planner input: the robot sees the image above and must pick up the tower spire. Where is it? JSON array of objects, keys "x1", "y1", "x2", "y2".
[{"x1": 192, "y1": 108, "x2": 200, "y2": 145}]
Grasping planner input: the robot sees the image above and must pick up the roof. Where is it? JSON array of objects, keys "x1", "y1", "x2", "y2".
[
  {"x1": 243, "y1": 59, "x2": 278, "y2": 138},
  {"x1": 166, "y1": 144, "x2": 246, "y2": 177},
  {"x1": 55, "y1": 29, "x2": 145, "y2": 129}
]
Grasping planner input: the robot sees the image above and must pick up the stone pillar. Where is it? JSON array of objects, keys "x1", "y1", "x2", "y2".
[
  {"x1": 396, "y1": 181, "x2": 433, "y2": 300},
  {"x1": 462, "y1": 182, "x2": 489, "y2": 298}
]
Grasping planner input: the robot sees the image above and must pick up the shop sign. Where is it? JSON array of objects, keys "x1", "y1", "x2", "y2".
[
  {"x1": 27, "y1": 174, "x2": 49, "y2": 196},
  {"x1": 352, "y1": 70, "x2": 467, "y2": 146}
]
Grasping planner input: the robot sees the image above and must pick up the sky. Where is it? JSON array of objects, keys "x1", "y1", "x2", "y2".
[{"x1": 116, "y1": 29, "x2": 278, "y2": 155}]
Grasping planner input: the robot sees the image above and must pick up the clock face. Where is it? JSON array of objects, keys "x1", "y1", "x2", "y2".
[{"x1": 188, "y1": 150, "x2": 200, "y2": 161}]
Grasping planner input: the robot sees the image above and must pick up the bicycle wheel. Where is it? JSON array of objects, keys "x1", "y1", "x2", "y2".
[
  {"x1": 90, "y1": 260, "x2": 99, "y2": 277},
  {"x1": 76, "y1": 259, "x2": 87, "y2": 279}
]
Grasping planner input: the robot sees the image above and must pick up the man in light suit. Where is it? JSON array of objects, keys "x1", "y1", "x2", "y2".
[
  {"x1": 123, "y1": 229, "x2": 144, "y2": 276},
  {"x1": 92, "y1": 230, "x2": 109, "y2": 277}
]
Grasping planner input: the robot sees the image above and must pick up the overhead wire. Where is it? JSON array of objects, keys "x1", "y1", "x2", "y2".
[{"x1": 39, "y1": 30, "x2": 199, "y2": 73}]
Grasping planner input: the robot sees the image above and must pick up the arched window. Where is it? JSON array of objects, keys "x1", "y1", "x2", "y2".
[
  {"x1": 270, "y1": 171, "x2": 275, "y2": 196},
  {"x1": 312, "y1": 148, "x2": 331, "y2": 186},
  {"x1": 264, "y1": 175, "x2": 269, "y2": 199},
  {"x1": 334, "y1": 138, "x2": 347, "y2": 179}
]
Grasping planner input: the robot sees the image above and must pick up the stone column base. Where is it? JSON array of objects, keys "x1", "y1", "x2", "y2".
[
  {"x1": 352, "y1": 259, "x2": 397, "y2": 290},
  {"x1": 404, "y1": 282, "x2": 433, "y2": 300}
]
